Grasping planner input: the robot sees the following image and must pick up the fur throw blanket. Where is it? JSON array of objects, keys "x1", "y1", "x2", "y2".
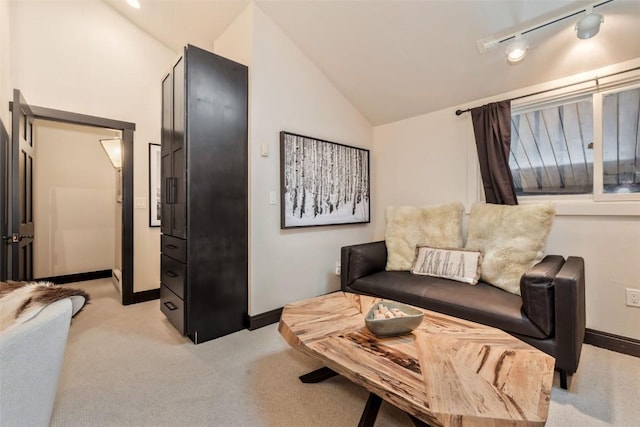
[{"x1": 0, "y1": 281, "x2": 89, "y2": 333}]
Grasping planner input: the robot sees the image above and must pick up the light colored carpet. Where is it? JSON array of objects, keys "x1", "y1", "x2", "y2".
[{"x1": 50, "y1": 279, "x2": 640, "y2": 426}]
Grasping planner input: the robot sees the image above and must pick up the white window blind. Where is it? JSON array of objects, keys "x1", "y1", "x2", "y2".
[
  {"x1": 602, "y1": 87, "x2": 640, "y2": 194},
  {"x1": 510, "y1": 98, "x2": 594, "y2": 195},
  {"x1": 509, "y1": 85, "x2": 640, "y2": 198}
]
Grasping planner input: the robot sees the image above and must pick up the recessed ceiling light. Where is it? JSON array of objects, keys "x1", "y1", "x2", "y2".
[{"x1": 126, "y1": 0, "x2": 141, "y2": 9}]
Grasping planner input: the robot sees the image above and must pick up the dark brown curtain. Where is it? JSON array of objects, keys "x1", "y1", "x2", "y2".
[{"x1": 471, "y1": 100, "x2": 518, "y2": 205}]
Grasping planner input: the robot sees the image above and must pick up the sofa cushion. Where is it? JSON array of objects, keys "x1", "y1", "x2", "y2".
[
  {"x1": 350, "y1": 271, "x2": 548, "y2": 339},
  {"x1": 465, "y1": 202, "x2": 555, "y2": 295},
  {"x1": 385, "y1": 203, "x2": 464, "y2": 271}
]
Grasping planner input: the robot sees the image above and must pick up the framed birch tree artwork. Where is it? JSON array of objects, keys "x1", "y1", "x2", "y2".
[{"x1": 280, "y1": 131, "x2": 370, "y2": 229}]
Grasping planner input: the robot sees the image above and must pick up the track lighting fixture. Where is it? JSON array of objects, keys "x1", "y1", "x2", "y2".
[
  {"x1": 477, "y1": 0, "x2": 613, "y2": 63},
  {"x1": 505, "y1": 36, "x2": 529, "y2": 63},
  {"x1": 576, "y1": 7, "x2": 604, "y2": 39}
]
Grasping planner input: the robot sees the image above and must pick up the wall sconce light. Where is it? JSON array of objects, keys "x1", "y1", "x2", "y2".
[
  {"x1": 100, "y1": 138, "x2": 122, "y2": 169},
  {"x1": 576, "y1": 7, "x2": 604, "y2": 39},
  {"x1": 505, "y1": 35, "x2": 529, "y2": 63},
  {"x1": 100, "y1": 138, "x2": 123, "y2": 203}
]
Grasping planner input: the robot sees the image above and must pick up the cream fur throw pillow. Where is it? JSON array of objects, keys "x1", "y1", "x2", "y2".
[
  {"x1": 385, "y1": 203, "x2": 464, "y2": 271},
  {"x1": 465, "y1": 202, "x2": 556, "y2": 295}
]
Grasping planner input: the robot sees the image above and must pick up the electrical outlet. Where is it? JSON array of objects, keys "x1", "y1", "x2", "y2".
[
  {"x1": 626, "y1": 288, "x2": 640, "y2": 307},
  {"x1": 335, "y1": 261, "x2": 341, "y2": 276}
]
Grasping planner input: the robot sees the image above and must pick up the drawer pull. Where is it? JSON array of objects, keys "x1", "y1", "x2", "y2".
[
  {"x1": 166, "y1": 244, "x2": 178, "y2": 249},
  {"x1": 163, "y1": 301, "x2": 178, "y2": 311},
  {"x1": 166, "y1": 271, "x2": 178, "y2": 278}
]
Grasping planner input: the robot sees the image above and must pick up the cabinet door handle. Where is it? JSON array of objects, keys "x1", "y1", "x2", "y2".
[
  {"x1": 165, "y1": 178, "x2": 173, "y2": 204},
  {"x1": 163, "y1": 301, "x2": 178, "y2": 311},
  {"x1": 170, "y1": 177, "x2": 177, "y2": 204},
  {"x1": 165, "y1": 244, "x2": 177, "y2": 249},
  {"x1": 165, "y1": 271, "x2": 178, "y2": 278}
]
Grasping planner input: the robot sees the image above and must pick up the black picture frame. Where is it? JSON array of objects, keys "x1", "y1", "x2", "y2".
[
  {"x1": 149, "y1": 143, "x2": 161, "y2": 227},
  {"x1": 280, "y1": 131, "x2": 370, "y2": 229}
]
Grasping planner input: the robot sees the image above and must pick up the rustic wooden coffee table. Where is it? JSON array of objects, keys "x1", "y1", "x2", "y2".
[{"x1": 279, "y1": 292, "x2": 554, "y2": 427}]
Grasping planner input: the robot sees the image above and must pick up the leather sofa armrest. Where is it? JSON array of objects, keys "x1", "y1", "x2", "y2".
[
  {"x1": 341, "y1": 241, "x2": 387, "y2": 291},
  {"x1": 553, "y1": 256, "x2": 586, "y2": 374},
  {"x1": 520, "y1": 255, "x2": 565, "y2": 336}
]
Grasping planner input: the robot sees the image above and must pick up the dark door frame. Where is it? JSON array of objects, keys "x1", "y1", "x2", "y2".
[
  {"x1": 0, "y1": 120, "x2": 7, "y2": 281},
  {"x1": 8, "y1": 102, "x2": 150, "y2": 305}
]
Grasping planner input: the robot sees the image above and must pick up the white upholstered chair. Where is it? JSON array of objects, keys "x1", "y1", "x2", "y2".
[{"x1": 0, "y1": 298, "x2": 75, "y2": 427}]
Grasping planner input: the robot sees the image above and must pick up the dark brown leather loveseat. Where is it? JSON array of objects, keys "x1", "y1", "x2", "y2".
[{"x1": 341, "y1": 241, "x2": 586, "y2": 390}]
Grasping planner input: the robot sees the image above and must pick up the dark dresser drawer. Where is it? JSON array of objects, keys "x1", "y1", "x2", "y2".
[
  {"x1": 161, "y1": 234, "x2": 186, "y2": 263},
  {"x1": 160, "y1": 285, "x2": 185, "y2": 335},
  {"x1": 161, "y1": 254, "x2": 186, "y2": 299}
]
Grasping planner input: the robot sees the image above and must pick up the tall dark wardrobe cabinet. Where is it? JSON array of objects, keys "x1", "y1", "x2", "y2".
[{"x1": 160, "y1": 45, "x2": 248, "y2": 344}]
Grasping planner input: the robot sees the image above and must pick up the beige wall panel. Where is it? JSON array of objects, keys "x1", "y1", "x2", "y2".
[{"x1": 33, "y1": 121, "x2": 117, "y2": 278}]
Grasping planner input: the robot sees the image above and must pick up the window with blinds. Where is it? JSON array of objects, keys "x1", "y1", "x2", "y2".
[
  {"x1": 509, "y1": 86, "x2": 640, "y2": 197},
  {"x1": 602, "y1": 87, "x2": 640, "y2": 194},
  {"x1": 510, "y1": 98, "x2": 594, "y2": 195}
]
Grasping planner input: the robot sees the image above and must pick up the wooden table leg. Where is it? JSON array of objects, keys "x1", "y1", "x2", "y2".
[
  {"x1": 358, "y1": 393, "x2": 382, "y2": 427},
  {"x1": 299, "y1": 366, "x2": 338, "y2": 383},
  {"x1": 300, "y1": 368, "x2": 430, "y2": 426}
]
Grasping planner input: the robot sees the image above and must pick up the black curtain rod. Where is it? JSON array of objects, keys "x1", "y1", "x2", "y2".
[{"x1": 455, "y1": 65, "x2": 640, "y2": 116}]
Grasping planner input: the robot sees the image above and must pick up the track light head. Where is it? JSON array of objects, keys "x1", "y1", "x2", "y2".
[
  {"x1": 576, "y1": 7, "x2": 604, "y2": 39},
  {"x1": 505, "y1": 36, "x2": 529, "y2": 63}
]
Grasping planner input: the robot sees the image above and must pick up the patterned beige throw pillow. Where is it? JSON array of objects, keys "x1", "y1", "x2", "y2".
[
  {"x1": 385, "y1": 203, "x2": 464, "y2": 271},
  {"x1": 465, "y1": 202, "x2": 556, "y2": 295},
  {"x1": 411, "y1": 246, "x2": 483, "y2": 285}
]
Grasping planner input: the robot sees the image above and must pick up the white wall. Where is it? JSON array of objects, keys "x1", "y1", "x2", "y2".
[
  {"x1": 214, "y1": 5, "x2": 253, "y2": 67},
  {"x1": 372, "y1": 108, "x2": 474, "y2": 239},
  {"x1": 373, "y1": 59, "x2": 640, "y2": 340},
  {"x1": 9, "y1": 0, "x2": 176, "y2": 292},
  {"x1": 216, "y1": 4, "x2": 374, "y2": 315},
  {"x1": 0, "y1": 0, "x2": 10, "y2": 127},
  {"x1": 33, "y1": 121, "x2": 117, "y2": 278},
  {"x1": 546, "y1": 216, "x2": 639, "y2": 339}
]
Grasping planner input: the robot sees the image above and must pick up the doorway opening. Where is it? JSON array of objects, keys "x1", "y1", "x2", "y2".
[
  {"x1": 33, "y1": 120, "x2": 122, "y2": 294},
  {"x1": 7, "y1": 99, "x2": 148, "y2": 305}
]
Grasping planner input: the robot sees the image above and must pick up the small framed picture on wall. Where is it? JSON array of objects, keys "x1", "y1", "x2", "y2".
[{"x1": 149, "y1": 143, "x2": 161, "y2": 227}]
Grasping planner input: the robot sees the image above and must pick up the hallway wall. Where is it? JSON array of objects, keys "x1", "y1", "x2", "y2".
[
  {"x1": 33, "y1": 121, "x2": 117, "y2": 278},
  {"x1": 9, "y1": 0, "x2": 176, "y2": 291},
  {"x1": 0, "y1": 0, "x2": 10, "y2": 127}
]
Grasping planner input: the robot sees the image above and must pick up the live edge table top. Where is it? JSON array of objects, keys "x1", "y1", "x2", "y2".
[{"x1": 278, "y1": 292, "x2": 555, "y2": 427}]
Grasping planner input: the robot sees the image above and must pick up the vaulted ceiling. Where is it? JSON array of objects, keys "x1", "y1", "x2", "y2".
[{"x1": 104, "y1": 0, "x2": 640, "y2": 125}]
